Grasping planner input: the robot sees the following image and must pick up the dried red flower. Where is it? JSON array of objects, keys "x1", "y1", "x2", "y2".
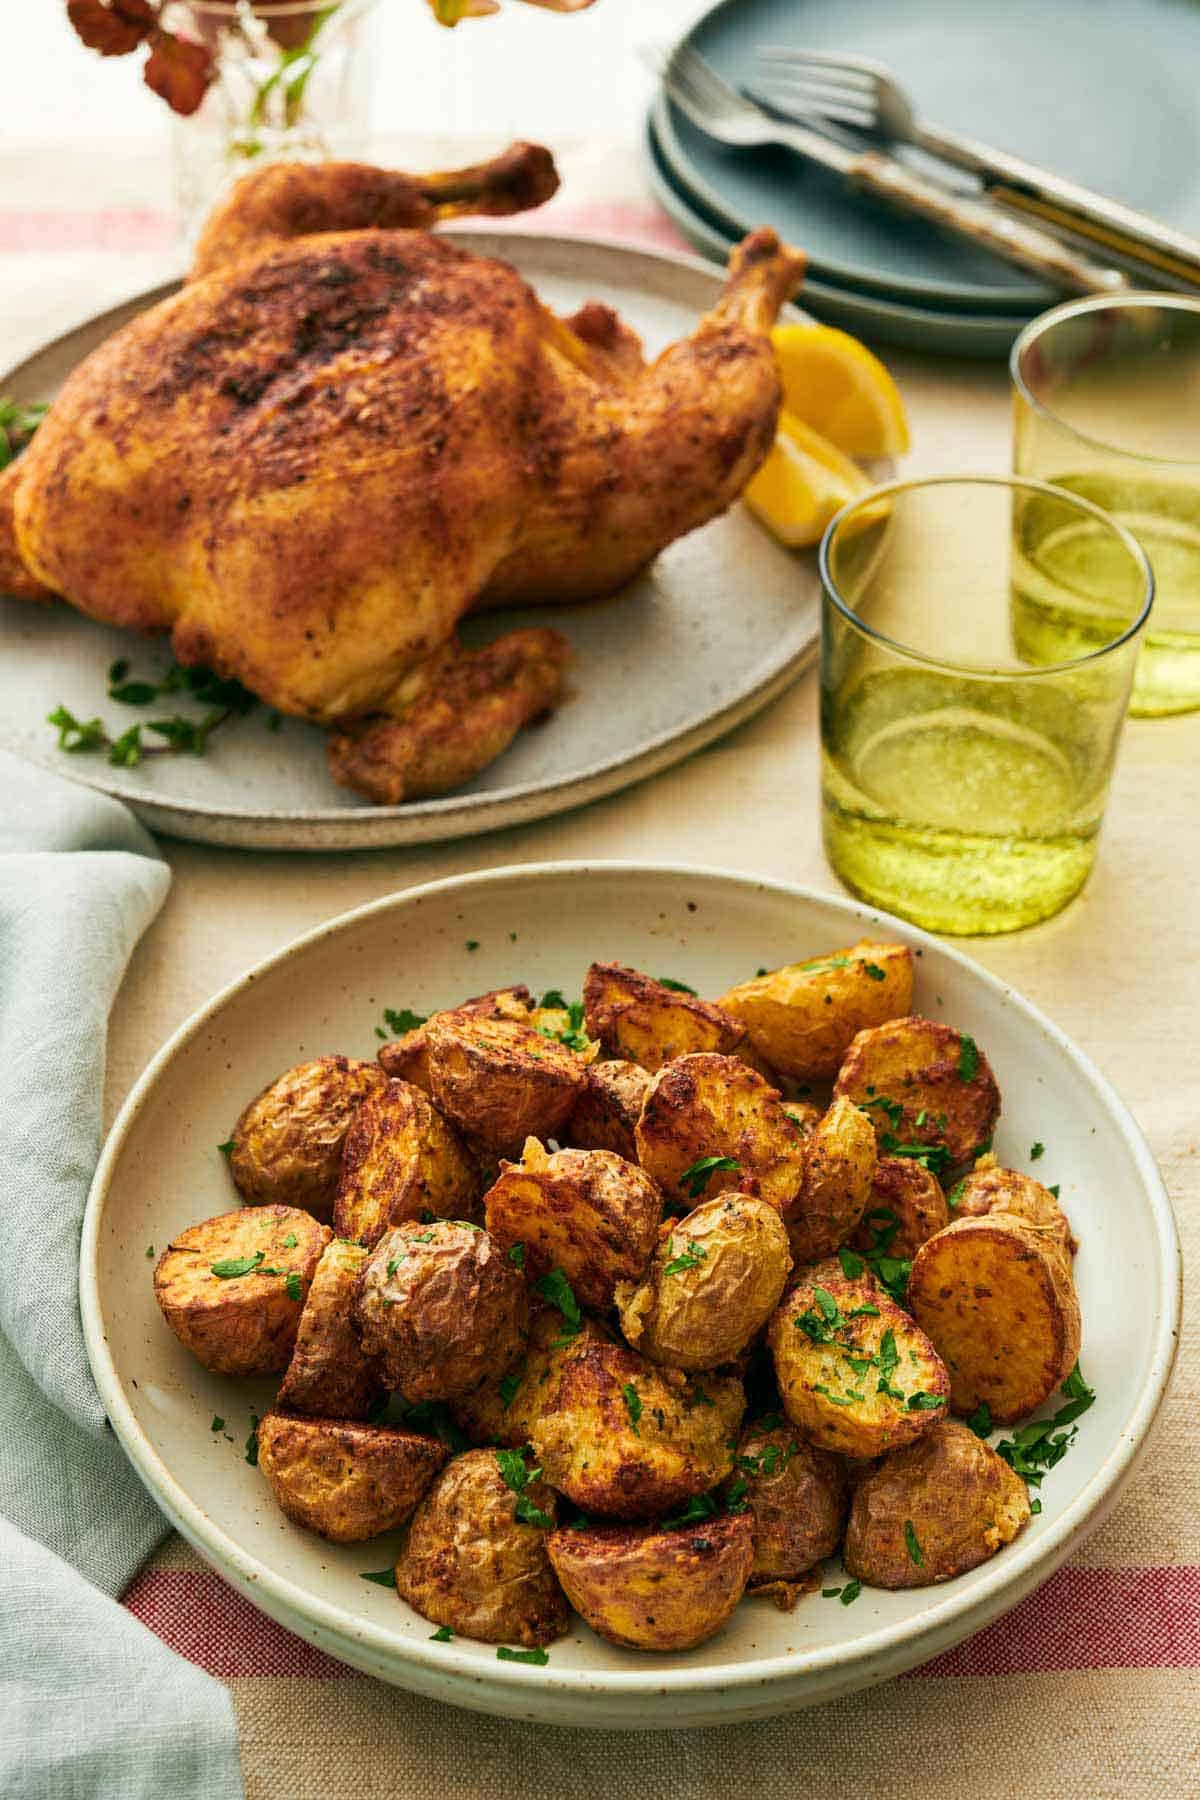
[{"x1": 66, "y1": 0, "x2": 156, "y2": 56}]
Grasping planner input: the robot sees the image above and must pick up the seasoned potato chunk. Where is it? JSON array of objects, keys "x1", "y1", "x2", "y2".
[
  {"x1": 616, "y1": 1192, "x2": 791, "y2": 1371},
  {"x1": 907, "y1": 1215, "x2": 1081, "y2": 1424},
  {"x1": 785, "y1": 1096, "x2": 877, "y2": 1264},
  {"x1": 566, "y1": 1059, "x2": 652, "y2": 1162},
  {"x1": 833, "y1": 1016, "x2": 1001, "y2": 1171},
  {"x1": 725, "y1": 1424, "x2": 847, "y2": 1602},
  {"x1": 484, "y1": 1140, "x2": 660, "y2": 1312},
  {"x1": 851, "y1": 1157, "x2": 949, "y2": 1262},
  {"x1": 635, "y1": 1053, "x2": 807, "y2": 1213},
  {"x1": 333, "y1": 1079, "x2": 479, "y2": 1248},
  {"x1": 229, "y1": 1056, "x2": 386, "y2": 1220},
  {"x1": 844, "y1": 1418, "x2": 1031, "y2": 1588},
  {"x1": 583, "y1": 963, "x2": 745, "y2": 1073},
  {"x1": 450, "y1": 1308, "x2": 609, "y2": 1449},
  {"x1": 547, "y1": 1512, "x2": 754, "y2": 1651},
  {"x1": 154, "y1": 1205, "x2": 328, "y2": 1376},
  {"x1": 768, "y1": 1259, "x2": 949, "y2": 1457},
  {"x1": 426, "y1": 1015, "x2": 587, "y2": 1158},
  {"x1": 720, "y1": 942, "x2": 914, "y2": 1081},
  {"x1": 952, "y1": 1159, "x2": 1076, "y2": 1256},
  {"x1": 396, "y1": 1448, "x2": 568, "y2": 1647},
  {"x1": 530, "y1": 1339, "x2": 744, "y2": 1520},
  {"x1": 276, "y1": 1239, "x2": 383, "y2": 1419},
  {"x1": 256, "y1": 1414, "x2": 446, "y2": 1544},
  {"x1": 377, "y1": 987, "x2": 532, "y2": 1090},
  {"x1": 355, "y1": 1221, "x2": 528, "y2": 1402}
]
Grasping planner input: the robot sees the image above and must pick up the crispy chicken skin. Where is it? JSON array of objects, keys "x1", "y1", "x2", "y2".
[{"x1": 2, "y1": 145, "x2": 804, "y2": 802}]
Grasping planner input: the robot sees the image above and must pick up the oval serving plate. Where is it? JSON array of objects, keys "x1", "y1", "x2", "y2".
[{"x1": 81, "y1": 864, "x2": 1179, "y2": 1728}]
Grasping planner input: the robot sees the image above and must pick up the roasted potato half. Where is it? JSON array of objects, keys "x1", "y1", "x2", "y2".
[
  {"x1": 566, "y1": 1059, "x2": 652, "y2": 1162},
  {"x1": 484, "y1": 1140, "x2": 661, "y2": 1312},
  {"x1": 851, "y1": 1157, "x2": 949, "y2": 1262},
  {"x1": 450, "y1": 1308, "x2": 609, "y2": 1449},
  {"x1": 785, "y1": 1096, "x2": 877, "y2": 1264},
  {"x1": 952, "y1": 1160, "x2": 1076, "y2": 1257},
  {"x1": 719, "y1": 942, "x2": 914, "y2": 1082},
  {"x1": 256, "y1": 1414, "x2": 446, "y2": 1544},
  {"x1": 547, "y1": 1512, "x2": 754, "y2": 1652},
  {"x1": 844, "y1": 1418, "x2": 1031, "y2": 1589},
  {"x1": 768, "y1": 1259, "x2": 949, "y2": 1458},
  {"x1": 396, "y1": 1448, "x2": 569, "y2": 1647},
  {"x1": 426, "y1": 1014, "x2": 587, "y2": 1159},
  {"x1": 616, "y1": 1192, "x2": 792, "y2": 1371},
  {"x1": 530, "y1": 1339, "x2": 744, "y2": 1520},
  {"x1": 333, "y1": 1079, "x2": 479, "y2": 1248},
  {"x1": 377, "y1": 987, "x2": 532, "y2": 1090},
  {"x1": 276, "y1": 1239, "x2": 383, "y2": 1419},
  {"x1": 635, "y1": 1053, "x2": 807, "y2": 1213},
  {"x1": 154, "y1": 1205, "x2": 329, "y2": 1376},
  {"x1": 583, "y1": 963, "x2": 745, "y2": 1073},
  {"x1": 229, "y1": 1056, "x2": 387, "y2": 1220},
  {"x1": 907, "y1": 1215, "x2": 1081, "y2": 1424},
  {"x1": 725, "y1": 1424, "x2": 847, "y2": 1603},
  {"x1": 833, "y1": 1015, "x2": 1001, "y2": 1171},
  {"x1": 355, "y1": 1220, "x2": 528, "y2": 1402}
]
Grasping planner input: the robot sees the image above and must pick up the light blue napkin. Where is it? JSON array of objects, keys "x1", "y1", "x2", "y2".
[{"x1": 0, "y1": 754, "x2": 243, "y2": 1800}]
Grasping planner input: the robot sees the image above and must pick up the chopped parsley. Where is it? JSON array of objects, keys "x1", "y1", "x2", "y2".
[
  {"x1": 1030, "y1": 1498, "x2": 1043, "y2": 1515},
  {"x1": 946, "y1": 1179, "x2": 966, "y2": 1210},
  {"x1": 958, "y1": 1035, "x2": 979, "y2": 1082},
  {"x1": 906, "y1": 1391, "x2": 946, "y2": 1412},
  {"x1": 217, "y1": 1138, "x2": 235, "y2": 1158},
  {"x1": 663, "y1": 1239, "x2": 708, "y2": 1276},
  {"x1": 837, "y1": 1246, "x2": 865, "y2": 1279},
  {"x1": 244, "y1": 1415, "x2": 260, "y2": 1465},
  {"x1": 285, "y1": 1272, "x2": 303, "y2": 1303},
  {"x1": 359, "y1": 1568, "x2": 396, "y2": 1587},
  {"x1": 622, "y1": 1383, "x2": 642, "y2": 1435},
  {"x1": 498, "y1": 1371, "x2": 522, "y2": 1411},
  {"x1": 283, "y1": 1232, "x2": 298, "y2": 1249},
  {"x1": 995, "y1": 1364, "x2": 1095, "y2": 1486},
  {"x1": 661, "y1": 1492, "x2": 719, "y2": 1530},
  {"x1": 382, "y1": 1007, "x2": 427, "y2": 1036},
  {"x1": 863, "y1": 963, "x2": 887, "y2": 982},
  {"x1": 904, "y1": 1520, "x2": 924, "y2": 1566},
  {"x1": 725, "y1": 1478, "x2": 750, "y2": 1514},
  {"x1": 822, "y1": 1580, "x2": 861, "y2": 1605},
  {"x1": 1030, "y1": 1141, "x2": 1046, "y2": 1161},
  {"x1": 210, "y1": 1415, "x2": 225, "y2": 1432},
  {"x1": 533, "y1": 1268, "x2": 581, "y2": 1341},
  {"x1": 965, "y1": 1401, "x2": 993, "y2": 1438},
  {"x1": 211, "y1": 1252, "x2": 264, "y2": 1279},
  {"x1": 879, "y1": 1132, "x2": 951, "y2": 1175},
  {"x1": 465, "y1": 940, "x2": 479, "y2": 952},
  {"x1": 495, "y1": 1448, "x2": 553, "y2": 1528},
  {"x1": 145, "y1": 1245, "x2": 154, "y2": 1259},
  {"x1": 1049, "y1": 1184, "x2": 1061, "y2": 1199},
  {"x1": 813, "y1": 1383, "x2": 864, "y2": 1407},
  {"x1": 401, "y1": 1400, "x2": 470, "y2": 1453},
  {"x1": 497, "y1": 1646, "x2": 548, "y2": 1665},
  {"x1": 430, "y1": 1625, "x2": 454, "y2": 1641},
  {"x1": 656, "y1": 976, "x2": 698, "y2": 995},
  {"x1": 507, "y1": 1243, "x2": 526, "y2": 1270},
  {"x1": 678, "y1": 1155, "x2": 741, "y2": 1200}
]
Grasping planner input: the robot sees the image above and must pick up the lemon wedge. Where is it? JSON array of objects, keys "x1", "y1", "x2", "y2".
[
  {"x1": 770, "y1": 323, "x2": 910, "y2": 459},
  {"x1": 743, "y1": 411, "x2": 872, "y2": 548}
]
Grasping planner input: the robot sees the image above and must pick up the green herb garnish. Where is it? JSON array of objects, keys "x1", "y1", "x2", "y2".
[
  {"x1": 863, "y1": 963, "x2": 887, "y2": 981},
  {"x1": 211, "y1": 1252, "x2": 264, "y2": 1279},
  {"x1": 217, "y1": 1138, "x2": 235, "y2": 1157},
  {"x1": 507, "y1": 1243, "x2": 526, "y2": 1270},
  {"x1": 995, "y1": 1364, "x2": 1095, "y2": 1486},
  {"x1": 965, "y1": 1401, "x2": 993, "y2": 1438},
  {"x1": 678, "y1": 1155, "x2": 740, "y2": 1199},
  {"x1": 430, "y1": 1625, "x2": 454, "y2": 1641},
  {"x1": 1030, "y1": 1141, "x2": 1045, "y2": 1161},
  {"x1": 663, "y1": 1239, "x2": 708, "y2": 1276},
  {"x1": 495, "y1": 1448, "x2": 553, "y2": 1528},
  {"x1": 837, "y1": 1246, "x2": 865, "y2": 1279},
  {"x1": 285, "y1": 1272, "x2": 303, "y2": 1303},
  {"x1": 359, "y1": 1568, "x2": 395, "y2": 1587},
  {"x1": 622, "y1": 1383, "x2": 642, "y2": 1435},
  {"x1": 533, "y1": 1268, "x2": 581, "y2": 1339},
  {"x1": 958, "y1": 1035, "x2": 979, "y2": 1082},
  {"x1": 660, "y1": 1493, "x2": 719, "y2": 1530},
  {"x1": 244, "y1": 1415, "x2": 260, "y2": 1465},
  {"x1": 382, "y1": 1007, "x2": 427, "y2": 1036},
  {"x1": 904, "y1": 1520, "x2": 924, "y2": 1566},
  {"x1": 210, "y1": 1415, "x2": 224, "y2": 1432},
  {"x1": 497, "y1": 1646, "x2": 548, "y2": 1665},
  {"x1": 656, "y1": 976, "x2": 698, "y2": 995}
]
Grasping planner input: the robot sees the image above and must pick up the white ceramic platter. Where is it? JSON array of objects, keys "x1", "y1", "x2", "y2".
[
  {"x1": 0, "y1": 234, "x2": 817, "y2": 851},
  {"x1": 81, "y1": 864, "x2": 1180, "y2": 1728}
]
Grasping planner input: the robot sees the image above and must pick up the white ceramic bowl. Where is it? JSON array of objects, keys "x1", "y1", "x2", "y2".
[{"x1": 81, "y1": 864, "x2": 1180, "y2": 1728}]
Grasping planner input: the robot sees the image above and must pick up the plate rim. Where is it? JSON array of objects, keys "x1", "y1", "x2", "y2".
[{"x1": 80, "y1": 861, "x2": 1182, "y2": 1711}]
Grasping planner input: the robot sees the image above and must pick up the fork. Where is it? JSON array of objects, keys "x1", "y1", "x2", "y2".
[{"x1": 751, "y1": 46, "x2": 1200, "y2": 287}]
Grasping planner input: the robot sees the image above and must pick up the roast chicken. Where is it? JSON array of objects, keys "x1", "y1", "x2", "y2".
[{"x1": 1, "y1": 144, "x2": 805, "y2": 802}]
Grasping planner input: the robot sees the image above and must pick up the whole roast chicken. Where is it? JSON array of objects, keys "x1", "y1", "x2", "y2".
[{"x1": 0, "y1": 144, "x2": 805, "y2": 802}]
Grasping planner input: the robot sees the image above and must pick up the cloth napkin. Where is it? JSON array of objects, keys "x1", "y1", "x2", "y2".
[{"x1": 0, "y1": 754, "x2": 243, "y2": 1800}]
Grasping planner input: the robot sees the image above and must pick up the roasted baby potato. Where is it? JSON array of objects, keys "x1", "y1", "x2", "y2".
[
  {"x1": 768, "y1": 1259, "x2": 950, "y2": 1457},
  {"x1": 952, "y1": 1159, "x2": 1076, "y2": 1256},
  {"x1": 256, "y1": 1413, "x2": 446, "y2": 1544},
  {"x1": 355, "y1": 1220, "x2": 528, "y2": 1402},
  {"x1": 426, "y1": 1014, "x2": 587, "y2": 1158},
  {"x1": 154, "y1": 1204, "x2": 329, "y2": 1376},
  {"x1": 546, "y1": 1511, "x2": 754, "y2": 1651},
  {"x1": 376, "y1": 987, "x2": 532, "y2": 1090},
  {"x1": 276, "y1": 1239, "x2": 383, "y2": 1419},
  {"x1": 583, "y1": 963, "x2": 745, "y2": 1073},
  {"x1": 843, "y1": 1418, "x2": 1031, "y2": 1589},
  {"x1": 725, "y1": 1423, "x2": 847, "y2": 1602},
  {"x1": 635, "y1": 1053, "x2": 807, "y2": 1213},
  {"x1": 566, "y1": 1059, "x2": 652, "y2": 1162},
  {"x1": 851, "y1": 1157, "x2": 949, "y2": 1262},
  {"x1": 833, "y1": 1015, "x2": 1001, "y2": 1171},
  {"x1": 229, "y1": 1056, "x2": 387, "y2": 1219},
  {"x1": 450, "y1": 1307, "x2": 609, "y2": 1449},
  {"x1": 484, "y1": 1139, "x2": 661, "y2": 1312},
  {"x1": 907, "y1": 1214, "x2": 1081, "y2": 1424},
  {"x1": 396, "y1": 1448, "x2": 569, "y2": 1647},
  {"x1": 530, "y1": 1339, "x2": 744, "y2": 1520},
  {"x1": 616, "y1": 1192, "x2": 792, "y2": 1371},
  {"x1": 333, "y1": 1079, "x2": 479, "y2": 1247},
  {"x1": 719, "y1": 942, "x2": 914, "y2": 1082},
  {"x1": 784, "y1": 1096, "x2": 877, "y2": 1264}
]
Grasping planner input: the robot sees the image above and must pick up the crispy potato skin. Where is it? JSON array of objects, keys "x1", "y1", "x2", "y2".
[
  {"x1": 229, "y1": 1057, "x2": 387, "y2": 1220},
  {"x1": 907, "y1": 1215, "x2": 1081, "y2": 1424},
  {"x1": 154, "y1": 1205, "x2": 329, "y2": 1376},
  {"x1": 546, "y1": 1512, "x2": 754, "y2": 1651},
  {"x1": 426, "y1": 1015, "x2": 586, "y2": 1158},
  {"x1": 333, "y1": 1079, "x2": 479, "y2": 1248},
  {"x1": 786, "y1": 1097, "x2": 877, "y2": 1264},
  {"x1": 396, "y1": 1449, "x2": 569, "y2": 1647},
  {"x1": 635, "y1": 1053, "x2": 807, "y2": 1213},
  {"x1": 844, "y1": 1418, "x2": 1031, "y2": 1588},
  {"x1": 954, "y1": 1161, "x2": 1076, "y2": 1256},
  {"x1": 450, "y1": 1308, "x2": 608, "y2": 1449},
  {"x1": 256, "y1": 1413, "x2": 446, "y2": 1544},
  {"x1": 768, "y1": 1259, "x2": 950, "y2": 1457},
  {"x1": 583, "y1": 963, "x2": 745, "y2": 1073},
  {"x1": 833, "y1": 1015, "x2": 1001, "y2": 1170},
  {"x1": 566, "y1": 1059, "x2": 652, "y2": 1162},
  {"x1": 616, "y1": 1192, "x2": 791, "y2": 1371},
  {"x1": 530, "y1": 1340, "x2": 744, "y2": 1520},
  {"x1": 377, "y1": 987, "x2": 532, "y2": 1091},
  {"x1": 276, "y1": 1239, "x2": 383, "y2": 1418},
  {"x1": 484, "y1": 1140, "x2": 661, "y2": 1312},
  {"x1": 851, "y1": 1157, "x2": 949, "y2": 1262},
  {"x1": 355, "y1": 1221, "x2": 528, "y2": 1402},
  {"x1": 720, "y1": 942, "x2": 914, "y2": 1082},
  {"x1": 725, "y1": 1425, "x2": 847, "y2": 1594}
]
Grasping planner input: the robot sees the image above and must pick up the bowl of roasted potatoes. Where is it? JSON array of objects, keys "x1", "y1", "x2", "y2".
[{"x1": 81, "y1": 864, "x2": 1179, "y2": 1727}]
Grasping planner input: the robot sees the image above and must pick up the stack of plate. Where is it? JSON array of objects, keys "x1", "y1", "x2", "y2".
[{"x1": 647, "y1": 0, "x2": 1200, "y2": 357}]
